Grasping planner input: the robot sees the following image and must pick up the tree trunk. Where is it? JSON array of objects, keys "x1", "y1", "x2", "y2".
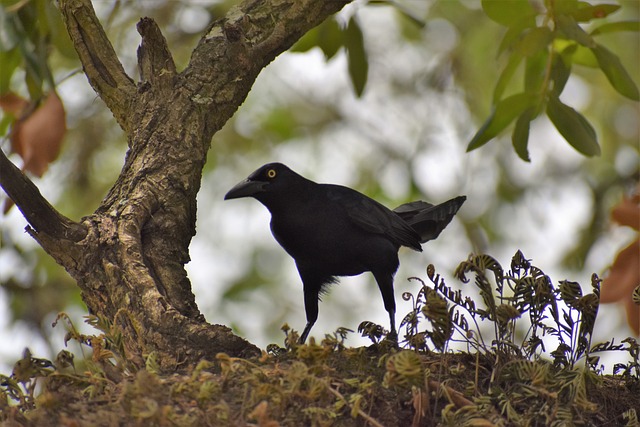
[{"x1": 0, "y1": 0, "x2": 350, "y2": 371}]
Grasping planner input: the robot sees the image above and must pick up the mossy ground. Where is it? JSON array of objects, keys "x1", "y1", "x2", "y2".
[
  {"x1": 2, "y1": 339, "x2": 639, "y2": 426},
  {"x1": 2, "y1": 251, "x2": 639, "y2": 426}
]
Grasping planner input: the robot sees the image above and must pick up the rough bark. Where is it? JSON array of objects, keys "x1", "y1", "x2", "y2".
[{"x1": 0, "y1": 0, "x2": 351, "y2": 370}]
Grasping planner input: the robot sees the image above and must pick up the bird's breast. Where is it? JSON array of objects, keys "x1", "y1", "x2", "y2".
[{"x1": 269, "y1": 208, "x2": 347, "y2": 255}]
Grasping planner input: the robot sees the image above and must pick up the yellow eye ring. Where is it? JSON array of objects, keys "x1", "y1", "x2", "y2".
[{"x1": 267, "y1": 169, "x2": 277, "y2": 179}]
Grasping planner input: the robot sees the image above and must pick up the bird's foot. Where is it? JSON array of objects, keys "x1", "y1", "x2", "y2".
[{"x1": 381, "y1": 330, "x2": 399, "y2": 350}]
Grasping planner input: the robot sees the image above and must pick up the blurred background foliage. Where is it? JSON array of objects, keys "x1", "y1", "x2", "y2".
[{"x1": 0, "y1": 0, "x2": 638, "y2": 371}]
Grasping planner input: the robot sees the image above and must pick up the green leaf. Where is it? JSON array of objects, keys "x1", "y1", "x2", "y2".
[
  {"x1": 556, "y1": 14, "x2": 595, "y2": 47},
  {"x1": 569, "y1": 44, "x2": 598, "y2": 67},
  {"x1": 497, "y1": 13, "x2": 539, "y2": 56},
  {"x1": 524, "y1": 50, "x2": 547, "y2": 93},
  {"x1": 481, "y1": 0, "x2": 535, "y2": 27},
  {"x1": 14, "y1": 1, "x2": 39, "y2": 42},
  {"x1": 468, "y1": 93, "x2": 536, "y2": 152},
  {"x1": 591, "y1": 20, "x2": 640, "y2": 36},
  {"x1": 0, "y1": 114, "x2": 13, "y2": 136},
  {"x1": 0, "y1": 47, "x2": 20, "y2": 94},
  {"x1": 551, "y1": 47, "x2": 574, "y2": 95},
  {"x1": 554, "y1": 0, "x2": 579, "y2": 15},
  {"x1": 571, "y1": 3, "x2": 620, "y2": 22},
  {"x1": 591, "y1": 44, "x2": 640, "y2": 101},
  {"x1": 291, "y1": 18, "x2": 343, "y2": 60},
  {"x1": 344, "y1": 17, "x2": 368, "y2": 97},
  {"x1": 514, "y1": 26, "x2": 553, "y2": 58},
  {"x1": 21, "y1": 43, "x2": 44, "y2": 98},
  {"x1": 546, "y1": 96, "x2": 600, "y2": 157},
  {"x1": 290, "y1": 27, "x2": 319, "y2": 53},
  {"x1": 492, "y1": 53, "x2": 522, "y2": 104},
  {"x1": 497, "y1": 22, "x2": 523, "y2": 55},
  {"x1": 493, "y1": 27, "x2": 553, "y2": 104},
  {"x1": 317, "y1": 18, "x2": 343, "y2": 60},
  {"x1": 38, "y1": 0, "x2": 76, "y2": 59},
  {"x1": 512, "y1": 108, "x2": 535, "y2": 162},
  {"x1": 25, "y1": 66, "x2": 43, "y2": 100}
]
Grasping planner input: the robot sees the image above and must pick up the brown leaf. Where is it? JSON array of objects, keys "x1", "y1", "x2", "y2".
[
  {"x1": 1, "y1": 92, "x2": 29, "y2": 213},
  {"x1": 10, "y1": 92, "x2": 67, "y2": 177},
  {"x1": 611, "y1": 193, "x2": 640, "y2": 231},
  {"x1": 601, "y1": 240, "x2": 640, "y2": 304},
  {"x1": 602, "y1": 189, "x2": 640, "y2": 335},
  {"x1": 0, "y1": 92, "x2": 29, "y2": 116}
]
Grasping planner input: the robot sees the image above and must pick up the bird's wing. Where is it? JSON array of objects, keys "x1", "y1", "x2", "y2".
[
  {"x1": 393, "y1": 196, "x2": 466, "y2": 243},
  {"x1": 392, "y1": 200, "x2": 434, "y2": 214},
  {"x1": 324, "y1": 185, "x2": 422, "y2": 251}
]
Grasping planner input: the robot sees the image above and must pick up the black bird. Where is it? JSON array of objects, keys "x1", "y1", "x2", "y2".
[{"x1": 225, "y1": 163, "x2": 465, "y2": 344}]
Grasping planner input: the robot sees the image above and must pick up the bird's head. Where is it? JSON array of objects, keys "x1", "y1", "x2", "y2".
[{"x1": 224, "y1": 163, "x2": 302, "y2": 202}]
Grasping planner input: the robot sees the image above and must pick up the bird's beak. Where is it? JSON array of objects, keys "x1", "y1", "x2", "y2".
[{"x1": 224, "y1": 179, "x2": 267, "y2": 200}]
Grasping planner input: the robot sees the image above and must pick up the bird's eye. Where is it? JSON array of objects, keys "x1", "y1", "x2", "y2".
[{"x1": 267, "y1": 169, "x2": 277, "y2": 179}]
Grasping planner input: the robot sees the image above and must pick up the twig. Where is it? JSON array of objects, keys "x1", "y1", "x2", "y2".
[
  {"x1": 0, "y1": 147, "x2": 86, "y2": 241},
  {"x1": 326, "y1": 383, "x2": 385, "y2": 427}
]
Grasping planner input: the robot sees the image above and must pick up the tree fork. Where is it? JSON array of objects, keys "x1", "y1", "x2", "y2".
[{"x1": 2, "y1": 0, "x2": 352, "y2": 370}]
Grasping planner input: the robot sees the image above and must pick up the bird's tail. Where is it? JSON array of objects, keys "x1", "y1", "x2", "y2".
[{"x1": 393, "y1": 196, "x2": 466, "y2": 243}]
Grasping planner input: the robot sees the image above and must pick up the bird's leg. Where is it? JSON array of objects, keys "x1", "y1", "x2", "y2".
[
  {"x1": 299, "y1": 279, "x2": 320, "y2": 344},
  {"x1": 387, "y1": 311, "x2": 398, "y2": 342},
  {"x1": 373, "y1": 271, "x2": 398, "y2": 342},
  {"x1": 299, "y1": 322, "x2": 314, "y2": 344}
]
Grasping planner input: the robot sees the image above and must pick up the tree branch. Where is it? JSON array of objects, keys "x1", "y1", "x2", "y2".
[
  {"x1": 0, "y1": 148, "x2": 87, "y2": 241},
  {"x1": 137, "y1": 18, "x2": 177, "y2": 86},
  {"x1": 184, "y1": 0, "x2": 351, "y2": 140},
  {"x1": 26, "y1": 0, "x2": 353, "y2": 366},
  {"x1": 58, "y1": 0, "x2": 136, "y2": 132}
]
